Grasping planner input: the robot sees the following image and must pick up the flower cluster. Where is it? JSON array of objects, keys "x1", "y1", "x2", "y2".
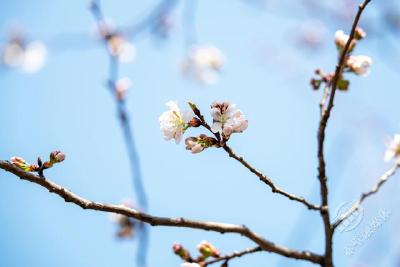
[
  {"x1": 210, "y1": 102, "x2": 248, "y2": 138},
  {"x1": 10, "y1": 151, "x2": 65, "y2": 175},
  {"x1": 181, "y1": 45, "x2": 224, "y2": 85},
  {"x1": 310, "y1": 27, "x2": 371, "y2": 92},
  {"x1": 159, "y1": 101, "x2": 248, "y2": 153},
  {"x1": 1, "y1": 30, "x2": 47, "y2": 73},
  {"x1": 384, "y1": 134, "x2": 400, "y2": 163},
  {"x1": 173, "y1": 240, "x2": 220, "y2": 267}
]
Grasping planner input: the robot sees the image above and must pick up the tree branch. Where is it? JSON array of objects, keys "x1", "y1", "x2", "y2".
[
  {"x1": 204, "y1": 246, "x2": 262, "y2": 266},
  {"x1": 0, "y1": 160, "x2": 323, "y2": 265},
  {"x1": 191, "y1": 105, "x2": 320, "y2": 211},
  {"x1": 316, "y1": 1, "x2": 371, "y2": 265},
  {"x1": 222, "y1": 144, "x2": 321, "y2": 211},
  {"x1": 332, "y1": 162, "x2": 400, "y2": 231}
]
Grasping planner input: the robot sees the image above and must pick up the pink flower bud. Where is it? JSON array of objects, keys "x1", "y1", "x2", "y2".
[
  {"x1": 11, "y1": 156, "x2": 40, "y2": 172},
  {"x1": 172, "y1": 243, "x2": 191, "y2": 261},
  {"x1": 11, "y1": 156, "x2": 27, "y2": 166},
  {"x1": 185, "y1": 137, "x2": 205, "y2": 154},
  {"x1": 50, "y1": 151, "x2": 66, "y2": 163}
]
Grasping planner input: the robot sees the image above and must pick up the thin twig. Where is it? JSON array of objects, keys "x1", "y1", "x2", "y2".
[
  {"x1": 124, "y1": 0, "x2": 179, "y2": 40},
  {"x1": 191, "y1": 104, "x2": 320, "y2": 211},
  {"x1": 0, "y1": 160, "x2": 323, "y2": 264},
  {"x1": 332, "y1": 163, "x2": 400, "y2": 230},
  {"x1": 222, "y1": 144, "x2": 321, "y2": 211},
  {"x1": 316, "y1": 1, "x2": 371, "y2": 266},
  {"x1": 204, "y1": 246, "x2": 262, "y2": 266},
  {"x1": 319, "y1": 83, "x2": 330, "y2": 116}
]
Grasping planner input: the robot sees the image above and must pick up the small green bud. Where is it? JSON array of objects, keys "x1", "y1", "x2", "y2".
[{"x1": 337, "y1": 79, "x2": 350, "y2": 91}]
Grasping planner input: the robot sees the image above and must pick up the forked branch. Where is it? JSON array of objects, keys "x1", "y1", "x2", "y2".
[
  {"x1": 0, "y1": 160, "x2": 323, "y2": 265},
  {"x1": 190, "y1": 104, "x2": 321, "y2": 211},
  {"x1": 333, "y1": 163, "x2": 400, "y2": 230},
  {"x1": 316, "y1": 1, "x2": 371, "y2": 266}
]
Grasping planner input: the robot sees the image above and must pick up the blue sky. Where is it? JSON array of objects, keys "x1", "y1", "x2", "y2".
[{"x1": 1, "y1": 0, "x2": 400, "y2": 266}]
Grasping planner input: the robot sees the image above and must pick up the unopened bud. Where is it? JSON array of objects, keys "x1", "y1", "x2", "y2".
[
  {"x1": 314, "y1": 68, "x2": 322, "y2": 76},
  {"x1": 188, "y1": 101, "x2": 201, "y2": 117},
  {"x1": 188, "y1": 118, "x2": 202, "y2": 127},
  {"x1": 197, "y1": 240, "x2": 220, "y2": 258},
  {"x1": 185, "y1": 135, "x2": 218, "y2": 154},
  {"x1": 115, "y1": 77, "x2": 131, "y2": 101},
  {"x1": 11, "y1": 156, "x2": 26, "y2": 166},
  {"x1": 50, "y1": 151, "x2": 66, "y2": 164},
  {"x1": 173, "y1": 243, "x2": 191, "y2": 261},
  {"x1": 28, "y1": 164, "x2": 40, "y2": 172},
  {"x1": 334, "y1": 30, "x2": 356, "y2": 51},
  {"x1": 310, "y1": 78, "x2": 322, "y2": 90},
  {"x1": 354, "y1": 27, "x2": 366, "y2": 40},
  {"x1": 185, "y1": 137, "x2": 204, "y2": 154},
  {"x1": 10, "y1": 156, "x2": 30, "y2": 171}
]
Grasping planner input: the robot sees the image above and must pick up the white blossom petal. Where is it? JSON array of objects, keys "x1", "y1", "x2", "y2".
[
  {"x1": 182, "y1": 45, "x2": 224, "y2": 85},
  {"x1": 347, "y1": 55, "x2": 372, "y2": 76},
  {"x1": 211, "y1": 122, "x2": 222, "y2": 133}
]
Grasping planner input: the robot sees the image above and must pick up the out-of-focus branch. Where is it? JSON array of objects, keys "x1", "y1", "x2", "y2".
[
  {"x1": 89, "y1": 1, "x2": 150, "y2": 265},
  {"x1": 90, "y1": 0, "x2": 148, "y2": 211},
  {"x1": 316, "y1": 1, "x2": 371, "y2": 266},
  {"x1": 332, "y1": 162, "x2": 400, "y2": 230},
  {"x1": 0, "y1": 160, "x2": 324, "y2": 265},
  {"x1": 204, "y1": 246, "x2": 262, "y2": 266},
  {"x1": 124, "y1": 0, "x2": 179, "y2": 40}
]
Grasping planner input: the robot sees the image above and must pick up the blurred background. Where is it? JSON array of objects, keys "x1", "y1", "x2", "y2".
[{"x1": 1, "y1": 0, "x2": 400, "y2": 266}]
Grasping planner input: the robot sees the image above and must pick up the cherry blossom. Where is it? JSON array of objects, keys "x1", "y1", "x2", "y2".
[
  {"x1": 182, "y1": 45, "x2": 224, "y2": 85},
  {"x1": 159, "y1": 101, "x2": 193, "y2": 143},
  {"x1": 210, "y1": 101, "x2": 248, "y2": 137},
  {"x1": 334, "y1": 30, "x2": 349, "y2": 48},
  {"x1": 223, "y1": 110, "x2": 248, "y2": 137},
  {"x1": 346, "y1": 55, "x2": 372, "y2": 76},
  {"x1": 384, "y1": 134, "x2": 400, "y2": 162},
  {"x1": 2, "y1": 39, "x2": 47, "y2": 73}
]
